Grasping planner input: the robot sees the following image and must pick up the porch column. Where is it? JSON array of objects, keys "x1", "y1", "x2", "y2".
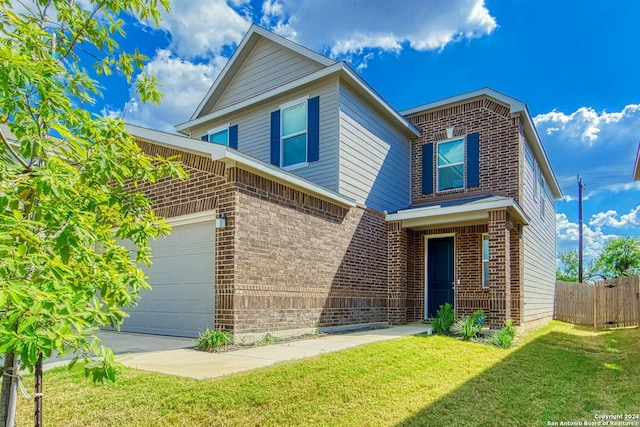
[
  {"x1": 488, "y1": 209, "x2": 511, "y2": 328},
  {"x1": 388, "y1": 221, "x2": 407, "y2": 325}
]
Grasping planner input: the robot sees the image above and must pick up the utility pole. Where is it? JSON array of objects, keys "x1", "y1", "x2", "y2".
[{"x1": 577, "y1": 175, "x2": 586, "y2": 283}]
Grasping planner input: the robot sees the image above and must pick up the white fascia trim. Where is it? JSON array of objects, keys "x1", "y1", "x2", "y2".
[
  {"x1": 177, "y1": 63, "x2": 420, "y2": 138},
  {"x1": 125, "y1": 124, "x2": 356, "y2": 208},
  {"x1": 166, "y1": 210, "x2": 217, "y2": 226},
  {"x1": 635, "y1": 142, "x2": 640, "y2": 180},
  {"x1": 400, "y1": 87, "x2": 525, "y2": 116},
  {"x1": 386, "y1": 197, "x2": 529, "y2": 225}
]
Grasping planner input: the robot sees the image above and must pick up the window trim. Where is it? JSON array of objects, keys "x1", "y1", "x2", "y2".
[
  {"x1": 280, "y1": 96, "x2": 309, "y2": 169},
  {"x1": 482, "y1": 233, "x2": 490, "y2": 289},
  {"x1": 201, "y1": 123, "x2": 230, "y2": 146},
  {"x1": 436, "y1": 137, "x2": 465, "y2": 192}
]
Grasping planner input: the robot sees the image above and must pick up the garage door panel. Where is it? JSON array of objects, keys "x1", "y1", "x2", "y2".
[{"x1": 120, "y1": 219, "x2": 215, "y2": 338}]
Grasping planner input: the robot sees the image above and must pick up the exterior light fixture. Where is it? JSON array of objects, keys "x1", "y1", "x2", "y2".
[{"x1": 215, "y1": 213, "x2": 227, "y2": 229}]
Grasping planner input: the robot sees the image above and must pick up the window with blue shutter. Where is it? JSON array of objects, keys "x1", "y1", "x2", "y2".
[
  {"x1": 422, "y1": 143, "x2": 434, "y2": 195},
  {"x1": 270, "y1": 110, "x2": 280, "y2": 165},
  {"x1": 466, "y1": 132, "x2": 480, "y2": 187},
  {"x1": 229, "y1": 124, "x2": 238, "y2": 149},
  {"x1": 271, "y1": 96, "x2": 320, "y2": 168}
]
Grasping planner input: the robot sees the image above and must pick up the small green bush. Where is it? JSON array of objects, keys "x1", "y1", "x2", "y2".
[
  {"x1": 432, "y1": 303, "x2": 456, "y2": 334},
  {"x1": 452, "y1": 316, "x2": 482, "y2": 340},
  {"x1": 489, "y1": 319, "x2": 517, "y2": 348},
  {"x1": 472, "y1": 310, "x2": 486, "y2": 326},
  {"x1": 195, "y1": 329, "x2": 233, "y2": 351}
]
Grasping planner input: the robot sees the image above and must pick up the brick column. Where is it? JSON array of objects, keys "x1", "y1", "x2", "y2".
[
  {"x1": 388, "y1": 222, "x2": 407, "y2": 325},
  {"x1": 488, "y1": 209, "x2": 511, "y2": 328}
]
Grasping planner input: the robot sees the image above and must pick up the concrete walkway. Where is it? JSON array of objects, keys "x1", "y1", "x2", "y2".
[{"x1": 46, "y1": 324, "x2": 427, "y2": 380}]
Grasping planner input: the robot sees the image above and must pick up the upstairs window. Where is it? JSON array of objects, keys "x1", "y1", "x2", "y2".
[
  {"x1": 437, "y1": 138, "x2": 465, "y2": 191},
  {"x1": 200, "y1": 124, "x2": 238, "y2": 149},
  {"x1": 281, "y1": 100, "x2": 307, "y2": 167},
  {"x1": 270, "y1": 96, "x2": 320, "y2": 168},
  {"x1": 422, "y1": 132, "x2": 479, "y2": 195}
]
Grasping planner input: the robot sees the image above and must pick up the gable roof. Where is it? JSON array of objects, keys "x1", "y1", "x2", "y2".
[
  {"x1": 634, "y1": 142, "x2": 640, "y2": 180},
  {"x1": 125, "y1": 124, "x2": 356, "y2": 208},
  {"x1": 177, "y1": 25, "x2": 419, "y2": 139},
  {"x1": 401, "y1": 87, "x2": 562, "y2": 199},
  {"x1": 190, "y1": 24, "x2": 335, "y2": 122}
]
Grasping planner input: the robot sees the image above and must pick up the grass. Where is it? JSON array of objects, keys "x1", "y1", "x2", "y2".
[{"x1": 11, "y1": 321, "x2": 640, "y2": 426}]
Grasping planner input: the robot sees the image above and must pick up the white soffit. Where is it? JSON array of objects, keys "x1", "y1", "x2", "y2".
[{"x1": 386, "y1": 196, "x2": 529, "y2": 228}]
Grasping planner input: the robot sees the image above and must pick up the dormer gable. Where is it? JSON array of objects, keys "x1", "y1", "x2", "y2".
[{"x1": 190, "y1": 24, "x2": 335, "y2": 121}]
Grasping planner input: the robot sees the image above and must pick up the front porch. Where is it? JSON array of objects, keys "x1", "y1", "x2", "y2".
[{"x1": 386, "y1": 195, "x2": 528, "y2": 328}]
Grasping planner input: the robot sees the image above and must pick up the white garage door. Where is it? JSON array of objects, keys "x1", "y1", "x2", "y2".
[{"x1": 121, "y1": 218, "x2": 216, "y2": 338}]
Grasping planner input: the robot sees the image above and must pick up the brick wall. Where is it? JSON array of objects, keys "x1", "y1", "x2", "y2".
[
  {"x1": 407, "y1": 97, "x2": 522, "y2": 206},
  {"x1": 233, "y1": 168, "x2": 389, "y2": 335},
  {"x1": 133, "y1": 140, "x2": 390, "y2": 338}
]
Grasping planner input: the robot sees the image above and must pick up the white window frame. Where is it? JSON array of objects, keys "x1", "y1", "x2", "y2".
[
  {"x1": 280, "y1": 96, "x2": 309, "y2": 170},
  {"x1": 436, "y1": 137, "x2": 465, "y2": 192},
  {"x1": 482, "y1": 233, "x2": 490, "y2": 289},
  {"x1": 202, "y1": 123, "x2": 230, "y2": 146}
]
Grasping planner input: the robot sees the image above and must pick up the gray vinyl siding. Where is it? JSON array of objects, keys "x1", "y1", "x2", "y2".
[
  {"x1": 521, "y1": 135, "x2": 557, "y2": 324},
  {"x1": 191, "y1": 80, "x2": 340, "y2": 191},
  {"x1": 338, "y1": 84, "x2": 411, "y2": 212},
  {"x1": 215, "y1": 38, "x2": 325, "y2": 111}
]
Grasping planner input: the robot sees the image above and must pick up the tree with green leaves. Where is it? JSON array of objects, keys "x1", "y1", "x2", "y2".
[
  {"x1": 556, "y1": 249, "x2": 580, "y2": 282},
  {"x1": 0, "y1": 1, "x2": 184, "y2": 425},
  {"x1": 595, "y1": 236, "x2": 640, "y2": 279}
]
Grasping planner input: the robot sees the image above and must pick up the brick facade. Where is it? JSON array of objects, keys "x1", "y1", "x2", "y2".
[
  {"x1": 408, "y1": 97, "x2": 523, "y2": 206},
  {"x1": 389, "y1": 96, "x2": 528, "y2": 327},
  {"x1": 134, "y1": 140, "x2": 389, "y2": 339}
]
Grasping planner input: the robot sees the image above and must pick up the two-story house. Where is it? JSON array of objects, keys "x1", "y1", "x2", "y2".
[{"x1": 121, "y1": 25, "x2": 561, "y2": 340}]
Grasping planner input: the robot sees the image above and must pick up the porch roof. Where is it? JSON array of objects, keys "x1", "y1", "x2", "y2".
[{"x1": 385, "y1": 195, "x2": 530, "y2": 229}]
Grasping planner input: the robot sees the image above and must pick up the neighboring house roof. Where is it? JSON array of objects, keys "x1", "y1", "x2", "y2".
[
  {"x1": 385, "y1": 194, "x2": 530, "y2": 228},
  {"x1": 125, "y1": 124, "x2": 357, "y2": 208},
  {"x1": 176, "y1": 24, "x2": 419, "y2": 139},
  {"x1": 634, "y1": 142, "x2": 640, "y2": 180},
  {"x1": 401, "y1": 87, "x2": 563, "y2": 199}
]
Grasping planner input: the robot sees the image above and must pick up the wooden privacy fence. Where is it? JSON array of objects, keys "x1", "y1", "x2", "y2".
[{"x1": 554, "y1": 276, "x2": 640, "y2": 329}]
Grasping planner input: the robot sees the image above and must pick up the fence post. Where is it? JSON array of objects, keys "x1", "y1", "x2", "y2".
[{"x1": 593, "y1": 282, "x2": 597, "y2": 329}]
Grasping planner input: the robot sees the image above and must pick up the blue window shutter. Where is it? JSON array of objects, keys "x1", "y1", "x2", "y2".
[
  {"x1": 422, "y1": 143, "x2": 433, "y2": 195},
  {"x1": 270, "y1": 110, "x2": 280, "y2": 165},
  {"x1": 229, "y1": 125, "x2": 238, "y2": 149},
  {"x1": 307, "y1": 96, "x2": 320, "y2": 162},
  {"x1": 467, "y1": 132, "x2": 480, "y2": 187}
]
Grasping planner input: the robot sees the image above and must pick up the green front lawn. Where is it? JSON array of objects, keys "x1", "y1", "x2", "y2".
[{"x1": 13, "y1": 321, "x2": 640, "y2": 426}]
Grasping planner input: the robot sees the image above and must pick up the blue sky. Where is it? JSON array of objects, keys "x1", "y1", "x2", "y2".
[{"x1": 94, "y1": 0, "x2": 640, "y2": 263}]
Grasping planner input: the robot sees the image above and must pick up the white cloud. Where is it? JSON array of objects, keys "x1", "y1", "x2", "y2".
[
  {"x1": 269, "y1": 0, "x2": 496, "y2": 68},
  {"x1": 589, "y1": 205, "x2": 640, "y2": 228},
  {"x1": 556, "y1": 213, "x2": 618, "y2": 260},
  {"x1": 126, "y1": 50, "x2": 224, "y2": 132},
  {"x1": 157, "y1": 0, "x2": 251, "y2": 59},
  {"x1": 534, "y1": 104, "x2": 640, "y2": 144},
  {"x1": 534, "y1": 103, "x2": 640, "y2": 198}
]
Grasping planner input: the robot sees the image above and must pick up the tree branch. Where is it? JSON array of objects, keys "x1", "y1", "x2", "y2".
[{"x1": 0, "y1": 125, "x2": 30, "y2": 170}]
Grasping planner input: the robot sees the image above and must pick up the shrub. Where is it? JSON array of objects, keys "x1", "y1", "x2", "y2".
[
  {"x1": 195, "y1": 329, "x2": 233, "y2": 351},
  {"x1": 472, "y1": 310, "x2": 486, "y2": 326},
  {"x1": 452, "y1": 316, "x2": 482, "y2": 340},
  {"x1": 489, "y1": 319, "x2": 517, "y2": 348},
  {"x1": 432, "y1": 303, "x2": 456, "y2": 334}
]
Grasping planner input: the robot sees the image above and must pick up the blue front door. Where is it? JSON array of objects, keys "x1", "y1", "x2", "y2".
[{"x1": 426, "y1": 237, "x2": 455, "y2": 318}]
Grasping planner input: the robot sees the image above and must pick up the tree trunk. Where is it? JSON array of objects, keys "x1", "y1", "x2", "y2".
[{"x1": 34, "y1": 353, "x2": 43, "y2": 427}]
